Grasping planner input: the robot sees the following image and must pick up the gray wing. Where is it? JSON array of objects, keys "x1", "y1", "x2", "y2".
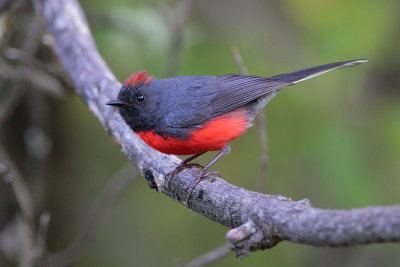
[
  {"x1": 207, "y1": 59, "x2": 367, "y2": 118},
  {"x1": 208, "y1": 74, "x2": 292, "y2": 118},
  {"x1": 167, "y1": 59, "x2": 367, "y2": 130},
  {"x1": 163, "y1": 75, "x2": 291, "y2": 130}
]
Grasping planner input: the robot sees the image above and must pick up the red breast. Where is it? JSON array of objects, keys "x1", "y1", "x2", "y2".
[{"x1": 137, "y1": 109, "x2": 250, "y2": 155}]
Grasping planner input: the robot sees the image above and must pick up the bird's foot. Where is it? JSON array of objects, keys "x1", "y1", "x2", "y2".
[{"x1": 165, "y1": 162, "x2": 203, "y2": 188}]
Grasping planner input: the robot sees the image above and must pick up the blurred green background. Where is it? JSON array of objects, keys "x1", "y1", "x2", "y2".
[{"x1": 1, "y1": 0, "x2": 400, "y2": 266}]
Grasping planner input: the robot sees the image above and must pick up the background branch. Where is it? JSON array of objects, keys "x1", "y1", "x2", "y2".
[
  {"x1": 163, "y1": 0, "x2": 197, "y2": 77},
  {"x1": 33, "y1": 0, "x2": 400, "y2": 258},
  {"x1": 184, "y1": 243, "x2": 232, "y2": 267},
  {"x1": 231, "y1": 46, "x2": 268, "y2": 193},
  {"x1": 46, "y1": 165, "x2": 138, "y2": 267},
  {"x1": 0, "y1": 146, "x2": 46, "y2": 266}
]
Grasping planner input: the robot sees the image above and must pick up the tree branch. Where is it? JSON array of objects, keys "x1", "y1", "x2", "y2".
[{"x1": 32, "y1": 0, "x2": 400, "y2": 257}]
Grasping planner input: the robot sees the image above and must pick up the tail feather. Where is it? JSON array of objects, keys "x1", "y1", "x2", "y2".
[{"x1": 269, "y1": 59, "x2": 368, "y2": 84}]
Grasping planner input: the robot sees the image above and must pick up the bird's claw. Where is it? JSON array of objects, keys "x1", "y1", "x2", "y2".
[
  {"x1": 166, "y1": 164, "x2": 221, "y2": 207},
  {"x1": 186, "y1": 163, "x2": 204, "y2": 169},
  {"x1": 165, "y1": 163, "x2": 204, "y2": 188}
]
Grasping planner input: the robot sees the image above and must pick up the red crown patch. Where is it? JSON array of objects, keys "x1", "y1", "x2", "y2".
[{"x1": 123, "y1": 71, "x2": 154, "y2": 87}]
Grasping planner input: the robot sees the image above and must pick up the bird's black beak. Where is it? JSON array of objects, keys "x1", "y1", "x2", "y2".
[{"x1": 106, "y1": 99, "x2": 126, "y2": 107}]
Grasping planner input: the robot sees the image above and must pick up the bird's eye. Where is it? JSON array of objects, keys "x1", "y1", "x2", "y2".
[{"x1": 136, "y1": 95, "x2": 145, "y2": 102}]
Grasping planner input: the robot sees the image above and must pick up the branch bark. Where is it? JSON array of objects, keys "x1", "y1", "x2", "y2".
[{"x1": 33, "y1": 0, "x2": 400, "y2": 257}]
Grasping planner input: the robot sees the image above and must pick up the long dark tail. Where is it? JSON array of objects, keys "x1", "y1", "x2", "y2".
[{"x1": 269, "y1": 59, "x2": 368, "y2": 84}]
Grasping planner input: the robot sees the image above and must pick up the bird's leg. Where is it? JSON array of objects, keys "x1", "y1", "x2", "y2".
[
  {"x1": 165, "y1": 151, "x2": 206, "y2": 188},
  {"x1": 186, "y1": 144, "x2": 230, "y2": 204}
]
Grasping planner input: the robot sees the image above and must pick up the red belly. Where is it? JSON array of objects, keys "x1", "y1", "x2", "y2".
[{"x1": 136, "y1": 109, "x2": 250, "y2": 155}]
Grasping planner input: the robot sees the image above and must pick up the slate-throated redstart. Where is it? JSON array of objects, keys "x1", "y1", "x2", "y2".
[{"x1": 107, "y1": 59, "x2": 367, "y2": 197}]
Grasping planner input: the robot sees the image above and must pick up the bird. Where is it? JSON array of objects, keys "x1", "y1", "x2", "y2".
[{"x1": 106, "y1": 59, "x2": 367, "y2": 199}]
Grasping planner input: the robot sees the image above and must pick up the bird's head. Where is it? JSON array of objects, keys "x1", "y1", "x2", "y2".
[{"x1": 106, "y1": 71, "x2": 160, "y2": 133}]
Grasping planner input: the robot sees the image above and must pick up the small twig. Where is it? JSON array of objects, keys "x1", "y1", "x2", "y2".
[
  {"x1": 36, "y1": 211, "x2": 51, "y2": 263},
  {"x1": 256, "y1": 111, "x2": 268, "y2": 193},
  {"x1": 0, "y1": 146, "x2": 44, "y2": 266},
  {"x1": 22, "y1": 9, "x2": 43, "y2": 56},
  {"x1": 46, "y1": 164, "x2": 138, "y2": 267},
  {"x1": 16, "y1": 214, "x2": 35, "y2": 267},
  {"x1": 0, "y1": 58, "x2": 64, "y2": 97},
  {"x1": 0, "y1": 85, "x2": 23, "y2": 127},
  {"x1": 231, "y1": 46, "x2": 268, "y2": 192},
  {"x1": 231, "y1": 46, "x2": 249, "y2": 75},
  {"x1": 4, "y1": 47, "x2": 51, "y2": 73},
  {"x1": 184, "y1": 243, "x2": 232, "y2": 267},
  {"x1": 0, "y1": 146, "x2": 35, "y2": 226},
  {"x1": 164, "y1": 0, "x2": 197, "y2": 77},
  {"x1": 37, "y1": 212, "x2": 51, "y2": 244}
]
